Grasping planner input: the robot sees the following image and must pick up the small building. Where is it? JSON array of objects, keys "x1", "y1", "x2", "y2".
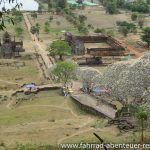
[{"x1": 0, "y1": 32, "x2": 25, "y2": 58}]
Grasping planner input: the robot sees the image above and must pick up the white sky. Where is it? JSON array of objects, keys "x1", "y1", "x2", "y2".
[{"x1": 0, "y1": 0, "x2": 39, "y2": 11}]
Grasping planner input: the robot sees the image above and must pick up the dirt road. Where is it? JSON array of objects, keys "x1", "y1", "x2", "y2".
[{"x1": 119, "y1": 40, "x2": 143, "y2": 58}]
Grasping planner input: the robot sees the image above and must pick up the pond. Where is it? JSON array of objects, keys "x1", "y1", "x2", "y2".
[{"x1": 0, "y1": 0, "x2": 39, "y2": 11}]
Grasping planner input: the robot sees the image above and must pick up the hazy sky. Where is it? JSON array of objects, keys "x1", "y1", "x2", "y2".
[{"x1": 0, "y1": 0, "x2": 39, "y2": 11}]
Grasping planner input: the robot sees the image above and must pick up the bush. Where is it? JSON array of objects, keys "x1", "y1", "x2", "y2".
[
  {"x1": 87, "y1": 24, "x2": 94, "y2": 29},
  {"x1": 0, "y1": 47, "x2": 4, "y2": 57},
  {"x1": 94, "y1": 28, "x2": 105, "y2": 34},
  {"x1": 30, "y1": 26, "x2": 39, "y2": 35},
  {"x1": 107, "y1": 30, "x2": 115, "y2": 36},
  {"x1": 116, "y1": 21, "x2": 137, "y2": 37},
  {"x1": 77, "y1": 24, "x2": 88, "y2": 34},
  {"x1": 105, "y1": 1, "x2": 118, "y2": 14},
  {"x1": 131, "y1": 13, "x2": 138, "y2": 21},
  {"x1": 44, "y1": 25, "x2": 50, "y2": 33},
  {"x1": 49, "y1": 16, "x2": 53, "y2": 22}
]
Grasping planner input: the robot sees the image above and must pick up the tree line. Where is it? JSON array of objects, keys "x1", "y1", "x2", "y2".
[{"x1": 99, "y1": 0, "x2": 150, "y2": 14}]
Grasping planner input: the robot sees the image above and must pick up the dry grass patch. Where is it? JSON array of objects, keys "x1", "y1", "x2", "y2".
[
  {"x1": 28, "y1": 14, "x2": 78, "y2": 43},
  {"x1": 0, "y1": 57, "x2": 45, "y2": 90}
]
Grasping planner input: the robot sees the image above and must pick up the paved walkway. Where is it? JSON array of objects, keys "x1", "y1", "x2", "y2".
[{"x1": 23, "y1": 13, "x2": 54, "y2": 69}]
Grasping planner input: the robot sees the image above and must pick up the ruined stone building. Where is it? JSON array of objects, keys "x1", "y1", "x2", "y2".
[
  {"x1": 64, "y1": 32, "x2": 125, "y2": 57},
  {"x1": 64, "y1": 32, "x2": 126, "y2": 65},
  {"x1": 64, "y1": 32, "x2": 85, "y2": 55},
  {"x1": 0, "y1": 32, "x2": 25, "y2": 58}
]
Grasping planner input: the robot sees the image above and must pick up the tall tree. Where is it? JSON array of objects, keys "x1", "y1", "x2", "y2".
[
  {"x1": 135, "y1": 106, "x2": 148, "y2": 142},
  {"x1": 48, "y1": 0, "x2": 53, "y2": 11},
  {"x1": 12, "y1": 9, "x2": 23, "y2": 24},
  {"x1": 117, "y1": 21, "x2": 137, "y2": 37},
  {"x1": 0, "y1": 1, "x2": 22, "y2": 30},
  {"x1": 131, "y1": 12, "x2": 138, "y2": 21},
  {"x1": 78, "y1": 15, "x2": 87, "y2": 24},
  {"x1": 57, "y1": 0, "x2": 67, "y2": 9},
  {"x1": 105, "y1": 1, "x2": 118, "y2": 14},
  {"x1": 48, "y1": 40, "x2": 71, "y2": 60},
  {"x1": 30, "y1": 26, "x2": 39, "y2": 35},
  {"x1": 119, "y1": 25, "x2": 129, "y2": 37},
  {"x1": 138, "y1": 15, "x2": 145, "y2": 28},
  {"x1": 38, "y1": 4, "x2": 43, "y2": 12},
  {"x1": 51, "y1": 61, "x2": 77, "y2": 87},
  {"x1": 141, "y1": 27, "x2": 150, "y2": 48},
  {"x1": 31, "y1": 12, "x2": 37, "y2": 22}
]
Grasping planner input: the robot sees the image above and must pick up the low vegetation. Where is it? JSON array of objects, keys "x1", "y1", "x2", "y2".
[{"x1": 48, "y1": 40, "x2": 72, "y2": 60}]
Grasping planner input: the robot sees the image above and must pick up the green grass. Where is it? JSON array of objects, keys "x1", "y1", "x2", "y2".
[
  {"x1": 0, "y1": 106, "x2": 73, "y2": 126},
  {"x1": 0, "y1": 90, "x2": 149, "y2": 147},
  {"x1": 0, "y1": 90, "x2": 95, "y2": 146},
  {"x1": 68, "y1": 97, "x2": 89, "y2": 115},
  {"x1": 17, "y1": 90, "x2": 66, "y2": 106},
  {"x1": 0, "y1": 16, "x2": 31, "y2": 41}
]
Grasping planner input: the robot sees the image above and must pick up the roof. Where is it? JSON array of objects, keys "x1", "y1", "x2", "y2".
[
  {"x1": 67, "y1": 0, "x2": 98, "y2": 6},
  {"x1": 26, "y1": 84, "x2": 35, "y2": 88}
]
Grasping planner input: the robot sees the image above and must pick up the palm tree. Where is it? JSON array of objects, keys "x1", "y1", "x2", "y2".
[{"x1": 135, "y1": 106, "x2": 148, "y2": 142}]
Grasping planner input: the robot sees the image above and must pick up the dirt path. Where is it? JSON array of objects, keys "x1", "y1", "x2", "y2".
[
  {"x1": 23, "y1": 13, "x2": 55, "y2": 79},
  {"x1": 57, "y1": 127, "x2": 94, "y2": 144},
  {"x1": 119, "y1": 40, "x2": 143, "y2": 58}
]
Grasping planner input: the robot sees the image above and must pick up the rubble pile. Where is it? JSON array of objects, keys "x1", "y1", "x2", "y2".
[{"x1": 78, "y1": 52, "x2": 150, "y2": 103}]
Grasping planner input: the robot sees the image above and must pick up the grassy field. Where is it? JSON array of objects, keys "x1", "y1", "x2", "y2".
[
  {"x1": 75, "y1": 7, "x2": 131, "y2": 29},
  {"x1": 0, "y1": 90, "x2": 98, "y2": 146},
  {"x1": 0, "y1": 56, "x2": 46, "y2": 90},
  {"x1": 28, "y1": 14, "x2": 79, "y2": 45},
  {"x1": 0, "y1": 17, "x2": 31, "y2": 41},
  {"x1": 74, "y1": 6, "x2": 148, "y2": 51},
  {"x1": 0, "y1": 14, "x2": 48, "y2": 91},
  {"x1": 0, "y1": 3, "x2": 149, "y2": 149},
  {"x1": 0, "y1": 89, "x2": 147, "y2": 148}
]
